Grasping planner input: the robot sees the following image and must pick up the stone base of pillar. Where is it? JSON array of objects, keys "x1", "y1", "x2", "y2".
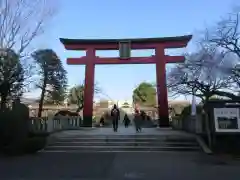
[
  {"x1": 82, "y1": 116, "x2": 92, "y2": 127},
  {"x1": 159, "y1": 116, "x2": 170, "y2": 127}
]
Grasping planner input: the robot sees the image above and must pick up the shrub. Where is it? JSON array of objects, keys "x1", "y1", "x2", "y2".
[
  {"x1": 1, "y1": 142, "x2": 25, "y2": 156},
  {"x1": 2, "y1": 136, "x2": 47, "y2": 156},
  {"x1": 28, "y1": 132, "x2": 49, "y2": 138},
  {"x1": 0, "y1": 110, "x2": 13, "y2": 148},
  {"x1": 0, "y1": 102, "x2": 47, "y2": 156},
  {"x1": 23, "y1": 137, "x2": 47, "y2": 154},
  {"x1": 0, "y1": 109, "x2": 29, "y2": 149}
]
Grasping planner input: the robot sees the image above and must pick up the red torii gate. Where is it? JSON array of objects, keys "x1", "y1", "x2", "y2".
[{"x1": 60, "y1": 35, "x2": 192, "y2": 127}]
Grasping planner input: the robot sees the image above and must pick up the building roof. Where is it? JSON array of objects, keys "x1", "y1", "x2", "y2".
[{"x1": 60, "y1": 35, "x2": 192, "y2": 45}]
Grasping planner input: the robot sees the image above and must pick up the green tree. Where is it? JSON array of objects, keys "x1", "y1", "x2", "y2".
[
  {"x1": 0, "y1": 49, "x2": 24, "y2": 109},
  {"x1": 32, "y1": 49, "x2": 67, "y2": 117},
  {"x1": 68, "y1": 84, "x2": 84, "y2": 112},
  {"x1": 132, "y1": 82, "x2": 156, "y2": 107},
  {"x1": 44, "y1": 88, "x2": 66, "y2": 105},
  {"x1": 68, "y1": 83, "x2": 101, "y2": 112}
]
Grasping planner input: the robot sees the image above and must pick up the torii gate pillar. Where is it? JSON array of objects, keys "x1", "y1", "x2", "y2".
[{"x1": 60, "y1": 35, "x2": 192, "y2": 127}]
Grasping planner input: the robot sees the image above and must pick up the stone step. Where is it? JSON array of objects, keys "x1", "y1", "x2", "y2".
[
  {"x1": 57, "y1": 134, "x2": 193, "y2": 139},
  {"x1": 44, "y1": 145, "x2": 200, "y2": 152},
  {"x1": 44, "y1": 134, "x2": 201, "y2": 153},
  {"x1": 52, "y1": 141, "x2": 199, "y2": 147},
  {"x1": 56, "y1": 137, "x2": 197, "y2": 143}
]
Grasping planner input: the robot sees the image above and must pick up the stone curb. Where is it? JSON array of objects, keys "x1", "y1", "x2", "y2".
[{"x1": 195, "y1": 135, "x2": 213, "y2": 155}]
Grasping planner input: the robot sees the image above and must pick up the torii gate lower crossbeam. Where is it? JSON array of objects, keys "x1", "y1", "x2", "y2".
[{"x1": 60, "y1": 35, "x2": 192, "y2": 127}]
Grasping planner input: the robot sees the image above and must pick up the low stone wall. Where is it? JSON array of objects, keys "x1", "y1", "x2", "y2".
[
  {"x1": 172, "y1": 114, "x2": 206, "y2": 134},
  {"x1": 29, "y1": 116, "x2": 82, "y2": 133}
]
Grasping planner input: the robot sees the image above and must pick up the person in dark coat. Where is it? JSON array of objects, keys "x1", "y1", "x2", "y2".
[
  {"x1": 134, "y1": 108, "x2": 143, "y2": 132},
  {"x1": 99, "y1": 116, "x2": 105, "y2": 127},
  {"x1": 111, "y1": 104, "x2": 120, "y2": 132},
  {"x1": 123, "y1": 114, "x2": 130, "y2": 128}
]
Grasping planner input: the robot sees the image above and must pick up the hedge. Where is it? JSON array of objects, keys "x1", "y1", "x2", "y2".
[{"x1": 0, "y1": 104, "x2": 48, "y2": 156}]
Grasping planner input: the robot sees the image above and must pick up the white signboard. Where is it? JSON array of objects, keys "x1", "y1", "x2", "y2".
[{"x1": 214, "y1": 108, "x2": 240, "y2": 132}]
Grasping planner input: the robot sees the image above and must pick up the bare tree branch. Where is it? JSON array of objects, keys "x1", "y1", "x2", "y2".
[
  {"x1": 204, "y1": 10, "x2": 240, "y2": 59},
  {"x1": 0, "y1": 0, "x2": 57, "y2": 55},
  {"x1": 167, "y1": 46, "x2": 238, "y2": 103},
  {"x1": 202, "y1": 9, "x2": 240, "y2": 90}
]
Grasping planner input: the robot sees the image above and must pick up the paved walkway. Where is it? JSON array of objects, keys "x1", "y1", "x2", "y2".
[{"x1": 1, "y1": 151, "x2": 240, "y2": 179}]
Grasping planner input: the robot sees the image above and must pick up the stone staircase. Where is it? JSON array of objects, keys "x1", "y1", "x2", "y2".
[{"x1": 43, "y1": 134, "x2": 201, "y2": 152}]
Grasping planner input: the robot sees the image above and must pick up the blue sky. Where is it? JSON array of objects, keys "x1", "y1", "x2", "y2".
[{"x1": 25, "y1": 0, "x2": 239, "y2": 101}]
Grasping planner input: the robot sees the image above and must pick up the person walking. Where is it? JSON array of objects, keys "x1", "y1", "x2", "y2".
[
  {"x1": 111, "y1": 104, "x2": 120, "y2": 132},
  {"x1": 134, "y1": 108, "x2": 143, "y2": 132},
  {"x1": 99, "y1": 116, "x2": 105, "y2": 127},
  {"x1": 123, "y1": 113, "x2": 130, "y2": 128}
]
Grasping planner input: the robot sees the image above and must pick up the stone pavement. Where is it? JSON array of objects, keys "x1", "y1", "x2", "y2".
[{"x1": 0, "y1": 151, "x2": 240, "y2": 180}]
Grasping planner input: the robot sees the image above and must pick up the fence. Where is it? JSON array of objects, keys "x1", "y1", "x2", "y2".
[
  {"x1": 29, "y1": 116, "x2": 82, "y2": 133},
  {"x1": 171, "y1": 114, "x2": 205, "y2": 134}
]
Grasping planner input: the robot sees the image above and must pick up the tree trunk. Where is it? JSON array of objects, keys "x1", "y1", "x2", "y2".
[
  {"x1": 38, "y1": 79, "x2": 47, "y2": 117},
  {"x1": 202, "y1": 97, "x2": 213, "y2": 149}
]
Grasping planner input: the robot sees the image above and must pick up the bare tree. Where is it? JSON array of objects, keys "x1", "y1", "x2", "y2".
[
  {"x1": 167, "y1": 46, "x2": 239, "y2": 104},
  {"x1": 204, "y1": 9, "x2": 240, "y2": 58},
  {"x1": 0, "y1": 0, "x2": 57, "y2": 55},
  {"x1": 203, "y1": 9, "x2": 240, "y2": 88}
]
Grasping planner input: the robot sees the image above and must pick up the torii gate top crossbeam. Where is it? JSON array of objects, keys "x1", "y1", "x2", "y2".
[{"x1": 60, "y1": 35, "x2": 192, "y2": 50}]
